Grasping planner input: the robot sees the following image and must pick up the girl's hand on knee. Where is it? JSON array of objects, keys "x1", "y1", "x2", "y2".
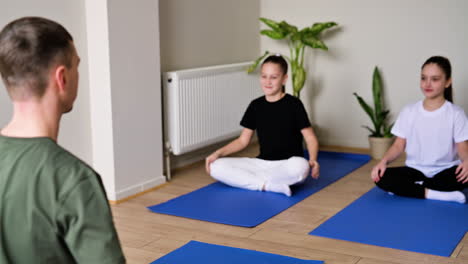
[
  {"x1": 205, "y1": 152, "x2": 219, "y2": 174},
  {"x1": 371, "y1": 161, "x2": 387, "y2": 182},
  {"x1": 309, "y1": 160, "x2": 320, "y2": 179},
  {"x1": 455, "y1": 160, "x2": 468, "y2": 183}
]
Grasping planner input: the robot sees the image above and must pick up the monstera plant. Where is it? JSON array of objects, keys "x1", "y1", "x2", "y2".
[{"x1": 248, "y1": 17, "x2": 338, "y2": 98}]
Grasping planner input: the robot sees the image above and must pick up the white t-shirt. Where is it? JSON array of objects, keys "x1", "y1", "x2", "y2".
[{"x1": 391, "y1": 100, "x2": 468, "y2": 177}]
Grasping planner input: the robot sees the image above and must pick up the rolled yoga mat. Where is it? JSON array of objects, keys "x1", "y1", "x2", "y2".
[
  {"x1": 148, "y1": 151, "x2": 370, "y2": 227},
  {"x1": 309, "y1": 187, "x2": 468, "y2": 257},
  {"x1": 150, "y1": 240, "x2": 324, "y2": 264}
]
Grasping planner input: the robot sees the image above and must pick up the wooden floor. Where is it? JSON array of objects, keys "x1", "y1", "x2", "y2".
[{"x1": 111, "y1": 145, "x2": 468, "y2": 264}]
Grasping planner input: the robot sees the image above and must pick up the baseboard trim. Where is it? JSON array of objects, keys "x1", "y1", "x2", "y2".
[{"x1": 109, "y1": 176, "x2": 166, "y2": 204}]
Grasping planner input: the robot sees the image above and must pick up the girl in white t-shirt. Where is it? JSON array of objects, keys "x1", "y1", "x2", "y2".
[{"x1": 371, "y1": 56, "x2": 468, "y2": 203}]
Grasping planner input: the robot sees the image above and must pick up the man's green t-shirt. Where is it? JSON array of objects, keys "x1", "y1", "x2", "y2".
[{"x1": 0, "y1": 135, "x2": 125, "y2": 263}]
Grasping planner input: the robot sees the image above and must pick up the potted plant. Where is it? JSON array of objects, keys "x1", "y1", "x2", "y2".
[
  {"x1": 247, "y1": 18, "x2": 338, "y2": 98},
  {"x1": 353, "y1": 66, "x2": 394, "y2": 159}
]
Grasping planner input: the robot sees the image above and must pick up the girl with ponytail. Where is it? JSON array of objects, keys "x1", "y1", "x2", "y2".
[{"x1": 371, "y1": 56, "x2": 468, "y2": 204}]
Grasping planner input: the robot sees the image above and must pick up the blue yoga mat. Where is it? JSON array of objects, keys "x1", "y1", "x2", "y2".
[
  {"x1": 151, "y1": 240, "x2": 323, "y2": 264},
  {"x1": 148, "y1": 151, "x2": 370, "y2": 227},
  {"x1": 309, "y1": 187, "x2": 468, "y2": 257}
]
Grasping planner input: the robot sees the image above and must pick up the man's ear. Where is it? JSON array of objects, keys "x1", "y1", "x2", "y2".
[{"x1": 53, "y1": 65, "x2": 67, "y2": 93}]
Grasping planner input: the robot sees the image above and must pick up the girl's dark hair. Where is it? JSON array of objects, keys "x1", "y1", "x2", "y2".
[
  {"x1": 262, "y1": 54, "x2": 288, "y2": 92},
  {"x1": 422, "y1": 56, "x2": 453, "y2": 102}
]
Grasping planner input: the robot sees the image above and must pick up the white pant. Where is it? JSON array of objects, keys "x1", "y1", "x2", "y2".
[{"x1": 210, "y1": 156, "x2": 310, "y2": 191}]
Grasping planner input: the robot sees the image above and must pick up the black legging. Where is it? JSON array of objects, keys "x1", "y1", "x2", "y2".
[{"x1": 375, "y1": 166, "x2": 468, "y2": 199}]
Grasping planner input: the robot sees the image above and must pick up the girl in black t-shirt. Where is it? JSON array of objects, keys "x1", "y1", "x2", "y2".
[{"x1": 205, "y1": 55, "x2": 320, "y2": 196}]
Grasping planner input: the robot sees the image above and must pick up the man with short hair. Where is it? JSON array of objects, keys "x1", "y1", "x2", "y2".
[{"x1": 0, "y1": 17, "x2": 125, "y2": 263}]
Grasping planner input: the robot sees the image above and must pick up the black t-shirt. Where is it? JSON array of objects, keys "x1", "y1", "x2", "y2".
[{"x1": 240, "y1": 94, "x2": 311, "y2": 160}]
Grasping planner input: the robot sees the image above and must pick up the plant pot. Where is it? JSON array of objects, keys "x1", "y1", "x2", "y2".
[{"x1": 368, "y1": 137, "x2": 394, "y2": 160}]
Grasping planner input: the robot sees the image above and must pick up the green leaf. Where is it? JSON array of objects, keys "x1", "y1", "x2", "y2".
[
  {"x1": 378, "y1": 110, "x2": 389, "y2": 120},
  {"x1": 362, "y1": 125, "x2": 377, "y2": 137},
  {"x1": 353, "y1": 92, "x2": 376, "y2": 126},
  {"x1": 383, "y1": 122, "x2": 394, "y2": 138},
  {"x1": 293, "y1": 66, "x2": 306, "y2": 97},
  {"x1": 372, "y1": 67, "x2": 383, "y2": 120},
  {"x1": 302, "y1": 35, "x2": 328, "y2": 50},
  {"x1": 260, "y1": 29, "x2": 286, "y2": 39},
  {"x1": 291, "y1": 31, "x2": 302, "y2": 42},
  {"x1": 247, "y1": 51, "x2": 270, "y2": 73},
  {"x1": 310, "y1": 22, "x2": 338, "y2": 35},
  {"x1": 278, "y1": 20, "x2": 298, "y2": 36},
  {"x1": 259, "y1": 17, "x2": 281, "y2": 32},
  {"x1": 357, "y1": 67, "x2": 393, "y2": 137},
  {"x1": 290, "y1": 57, "x2": 298, "y2": 70}
]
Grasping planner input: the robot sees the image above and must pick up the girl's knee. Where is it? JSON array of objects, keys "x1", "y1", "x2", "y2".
[
  {"x1": 375, "y1": 179, "x2": 387, "y2": 191},
  {"x1": 375, "y1": 174, "x2": 396, "y2": 192},
  {"x1": 288, "y1": 156, "x2": 309, "y2": 168},
  {"x1": 210, "y1": 158, "x2": 229, "y2": 176},
  {"x1": 212, "y1": 157, "x2": 234, "y2": 166},
  {"x1": 286, "y1": 156, "x2": 310, "y2": 177}
]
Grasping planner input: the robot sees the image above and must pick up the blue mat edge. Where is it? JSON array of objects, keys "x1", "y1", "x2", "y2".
[
  {"x1": 311, "y1": 151, "x2": 371, "y2": 162},
  {"x1": 147, "y1": 151, "x2": 372, "y2": 227},
  {"x1": 148, "y1": 182, "x2": 261, "y2": 227},
  {"x1": 308, "y1": 187, "x2": 467, "y2": 257},
  {"x1": 150, "y1": 240, "x2": 325, "y2": 263}
]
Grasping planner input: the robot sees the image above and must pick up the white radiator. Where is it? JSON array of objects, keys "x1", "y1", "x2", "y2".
[{"x1": 163, "y1": 62, "x2": 261, "y2": 155}]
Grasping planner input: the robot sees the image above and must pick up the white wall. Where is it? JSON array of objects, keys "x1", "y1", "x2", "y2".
[
  {"x1": 159, "y1": 0, "x2": 260, "y2": 72},
  {"x1": 107, "y1": 0, "x2": 165, "y2": 199},
  {"x1": 0, "y1": 0, "x2": 93, "y2": 164},
  {"x1": 84, "y1": 0, "x2": 116, "y2": 198},
  {"x1": 261, "y1": 0, "x2": 468, "y2": 148},
  {"x1": 85, "y1": 0, "x2": 165, "y2": 200},
  {"x1": 1, "y1": 0, "x2": 165, "y2": 201}
]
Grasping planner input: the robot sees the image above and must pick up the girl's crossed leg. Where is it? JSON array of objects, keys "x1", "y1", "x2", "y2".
[
  {"x1": 376, "y1": 166, "x2": 468, "y2": 203},
  {"x1": 210, "y1": 156, "x2": 310, "y2": 196}
]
